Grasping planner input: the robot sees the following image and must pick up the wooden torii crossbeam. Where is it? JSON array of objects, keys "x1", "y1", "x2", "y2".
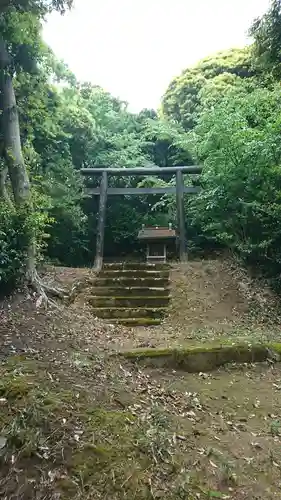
[{"x1": 81, "y1": 166, "x2": 202, "y2": 269}]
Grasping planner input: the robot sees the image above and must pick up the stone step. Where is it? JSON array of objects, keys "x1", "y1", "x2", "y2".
[
  {"x1": 91, "y1": 307, "x2": 167, "y2": 319},
  {"x1": 94, "y1": 277, "x2": 169, "y2": 288},
  {"x1": 91, "y1": 287, "x2": 170, "y2": 297},
  {"x1": 107, "y1": 318, "x2": 162, "y2": 326},
  {"x1": 88, "y1": 296, "x2": 170, "y2": 308},
  {"x1": 99, "y1": 269, "x2": 169, "y2": 279},
  {"x1": 103, "y1": 262, "x2": 169, "y2": 271}
]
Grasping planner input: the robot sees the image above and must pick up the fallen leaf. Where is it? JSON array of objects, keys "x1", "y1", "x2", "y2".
[
  {"x1": 207, "y1": 491, "x2": 229, "y2": 498},
  {"x1": 209, "y1": 460, "x2": 218, "y2": 468},
  {"x1": 251, "y1": 442, "x2": 262, "y2": 449},
  {"x1": 186, "y1": 410, "x2": 196, "y2": 418},
  {"x1": 176, "y1": 435, "x2": 187, "y2": 441},
  {"x1": 36, "y1": 295, "x2": 43, "y2": 308},
  {"x1": 0, "y1": 436, "x2": 7, "y2": 451}
]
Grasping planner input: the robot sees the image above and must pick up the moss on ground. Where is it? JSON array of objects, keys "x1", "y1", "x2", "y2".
[
  {"x1": 3, "y1": 260, "x2": 281, "y2": 499},
  {"x1": 120, "y1": 342, "x2": 281, "y2": 371},
  {"x1": 0, "y1": 357, "x2": 181, "y2": 499},
  {"x1": 268, "y1": 342, "x2": 281, "y2": 354},
  {"x1": 91, "y1": 306, "x2": 167, "y2": 319},
  {"x1": 66, "y1": 409, "x2": 153, "y2": 499},
  {"x1": 111, "y1": 317, "x2": 162, "y2": 326},
  {"x1": 1, "y1": 347, "x2": 281, "y2": 499}
]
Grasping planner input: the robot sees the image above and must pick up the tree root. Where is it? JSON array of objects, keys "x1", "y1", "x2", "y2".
[
  {"x1": 29, "y1": 269, "x2": 68, "y2": 309},
  {"x1": 67, "y1": 273, "x2": 97, "y2": 305}
]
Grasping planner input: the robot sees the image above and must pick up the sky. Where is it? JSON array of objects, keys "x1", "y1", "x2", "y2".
[{"x1": 43, "y1": 0, "x2": 271, "y2": 112}]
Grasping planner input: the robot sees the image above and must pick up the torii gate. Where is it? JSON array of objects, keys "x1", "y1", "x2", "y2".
[{"x1": 81, "y1": 166, "x2": 202, "y2": 270}]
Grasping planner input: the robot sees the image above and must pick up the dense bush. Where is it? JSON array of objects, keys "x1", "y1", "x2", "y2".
[
  {"x1": 3, "y1": 0, "x2": 281, "y2": 292},
  {"x1": 0, "y1": 204, "x2": 28, "y2": 293},
  {"x1": 181, "y1": 86, "x2": 281, "y2": 285}
]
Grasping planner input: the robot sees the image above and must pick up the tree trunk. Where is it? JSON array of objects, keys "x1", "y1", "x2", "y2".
[
  {"x1": 0, "y1": 40, "x2": 11, "y2": 206},
  {"x1": 0, "y1": 36, "x2": 67, "y2": 304},
  {"x1": 0, "y1": 36, "x2": 36, "y2": 277},
  {"x1": 0, "y1": 164, "x2": 13, "y2": 206},
  {"x1": 0, "y1": 39, "x2": 31, "y2": 205}
]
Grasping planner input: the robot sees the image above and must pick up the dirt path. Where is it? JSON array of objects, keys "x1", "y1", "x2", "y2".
[{"x1": 1, "y1": 258, "x2": 281, "y2": 499}]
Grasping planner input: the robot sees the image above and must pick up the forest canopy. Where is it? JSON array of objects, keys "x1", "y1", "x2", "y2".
[{"x1": 1, "y1": 0, "x2": 281, "y2": 292}]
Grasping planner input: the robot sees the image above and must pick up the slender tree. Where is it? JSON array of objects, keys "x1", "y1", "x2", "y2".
[{"x1": 0, "y1": 0, "x2": 72, "y2": 301}]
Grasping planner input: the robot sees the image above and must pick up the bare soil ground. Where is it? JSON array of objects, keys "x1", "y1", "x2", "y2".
[
  {"x1": 107, "y1": 256, "x2": 281, "y2": 350},
  {"x1": 0, "y1": 256, "x2": 281, "y2": 499}
]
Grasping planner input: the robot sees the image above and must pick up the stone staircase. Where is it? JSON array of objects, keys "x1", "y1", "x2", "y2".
[{"x1": 88, "y1": 262, "x2": 170, "y2": 326}]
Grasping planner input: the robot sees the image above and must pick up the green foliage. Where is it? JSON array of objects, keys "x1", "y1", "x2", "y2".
[
  {"x1": 161, "y1": 48, "x2": 257, "y2": 130},
  {"x1": 4, "y1": 0, "x2": 281, "y2": 292},
  {"x1": 1, "y1": 4, "x2": 195, "y2": 280},
  {"x1": 159, "y1": 11, "x2": 281, "y2": 286},
  {"x1": 0, "y1": 198, "x2": 49, "y2": 292},
  {"x1": 250, "y1": 0, "x2": 281, "y2": 78},
  {"x1": 0, "y1": 0, "x2": 75, "y2": 289},
  {"x1": 0, "y1": 203, "x2": 27, "y2": 291},
  {"x1": 0, "y1": 0, "x2": 73, "y2": 16},
  {"x1": 136, "y1": 113, "x2": 193, "y2": 167},
  {"x1": 187, "y1": 85, "x2": 281, "y2": 283}
]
